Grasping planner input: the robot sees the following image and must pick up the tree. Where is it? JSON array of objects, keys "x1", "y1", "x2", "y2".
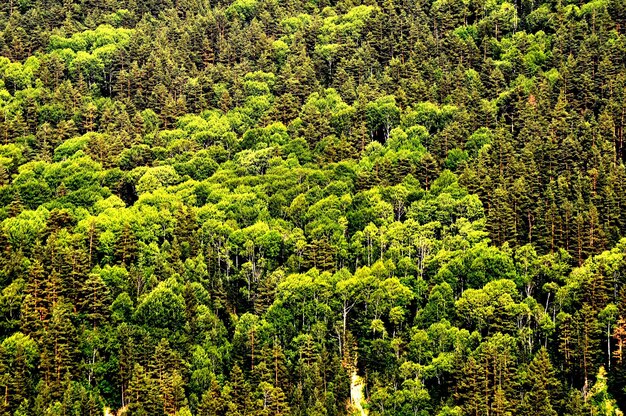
[
  {"x1": 133, "y1": 282, "x2": 186, "y2": 329},
  {"x1": 42, "y1": 302, "x2": 78, "y2": 397},
  {"x1": 198, "y1": 379, "x2": 225, "y2": 416},
  {"x1": 587, "y1": 367, "x2": 622, "y2": 416},
  {"x1": 226, "y1": 364, "x2": 251, "y2": 414},
  {"x1": 366, "y1": 96, "x2": 400, "y2": 143},
  {"x1": 78, "y1": 273, "x2": 110, "y2": 329},
  {"x1": 116, "y1": 223, "x2": 138, "y2": 266},
  {"x1": 126, "y1": 364, "x2": 164, "y2": 416},
  {"x1": 456, "y1": 356, "x2": 488, "y2": 416},
  {"x1": 1, "y1": 0, "x2": 626, "y2": 413},
  {"x1": 518, "y1": 348, "x2": 561, "y2": 416},
  {"x1": 419, "y1": 282, "x2": 455, "y2": 326},
  {"x1": 0, "y1": 333, "x2": 38, "y2": 412}
]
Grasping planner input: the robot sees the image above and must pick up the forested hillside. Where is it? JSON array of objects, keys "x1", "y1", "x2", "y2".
[{"x1": 0, "y1": 0, "x2": 625, "y2": 414}]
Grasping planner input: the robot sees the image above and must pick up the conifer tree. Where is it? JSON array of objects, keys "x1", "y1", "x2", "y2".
[
  {"x1": 198, "y1": 379, "x2": 225, "y2": 416},
  {"x1": 126, "y1": 364, "x2": 164, "y2": 416},
  {"x1": 518, "y1": 348, "x2": 561, "y2": 416}
]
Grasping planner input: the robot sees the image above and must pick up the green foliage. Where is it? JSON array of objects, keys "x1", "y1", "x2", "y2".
[
  {"x1": 133, "y1": 281, "x2": 186, "y2": 329},
  {"x1": 0, "y1": 0, "x2": 622, "y2": 414}
]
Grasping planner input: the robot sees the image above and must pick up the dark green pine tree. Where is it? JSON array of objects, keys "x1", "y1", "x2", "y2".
[
  {"x1": 9, "y1": 344, "x2": 33, "y2": 412},
  {"x1": 150, "y1": 339, "x2": 185, "y2": 414},
  {"x1": 226, "y1": 364, "x2": 251, "y2": 415},
  {"x1": 44, "y1": 302, "x2": 78, "y2": 398},
  {"x1": 65, "y1": 245, "x2": 91, "y2": 305},
  {"x1": 197, "y1": 378, "x2": 226, "y2": 416},
  {"x1": 163, "y1": 370, "x2": 187, "y2": 415},
  {"x1": 455, "y1": 356, "x2": 487, "y2": 415},
  {"x1": 7, "y1": 192, "x2": 23, "y2": 218},
  {"x1": 574, "y1": 304, "x2": 602, "y2": 387},
  {"x1": 126, "y1": 364, "x2": 164, "y2": 416},
  {"x1": 417, "y1": 153, "x2": 439, "y2": 190},
  {"x1": 268, "y1": 385, "x2": 290, "y2": 416},
  {"x1": 21, "y1": 260, "x2": 48, "y2": 338},
  {"x1": 488, "y1": 184, "x2": 517, "y2": 247},
  {"x1": 270, "y1": 339, "x2": 289, "y2": 391},
  {"x1": 518, "y1": 348, "x2": 562, "y2": 416},
  {"x1": 0, "y1": 343, "x2": 9, "y2": 415},
  {"x1": 558, "y1": 312, "x2": 577, "y2": 385},
  {"x1": 253, "y1": 271, "x2": 279, "y2": 315},
  {"x1": 117, "y1": 323, "x2": 136, "y2": 409},
  {"x1": 183, "y1": 282, "x2": 199, "y2": 343},
  {"x1": 61, "y1": 379, "x2": 102, "y2": 416},
  {"x1": 45, "y1": 209, "x2": 74, "y2": 236},
  {"x1": 78, "y1": 273, "x2": 110, "y2": 329},
  {"x1": 115, "y1": 224, "x2": 138, "y2": 266},
  {"x1": 175, "y1": 206, "x2": 198, "y2": 258}
]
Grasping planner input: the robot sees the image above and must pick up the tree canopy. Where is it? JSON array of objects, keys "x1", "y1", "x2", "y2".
[{"x1": 0, "y1": 0, "x2": 624, "y2": 414}]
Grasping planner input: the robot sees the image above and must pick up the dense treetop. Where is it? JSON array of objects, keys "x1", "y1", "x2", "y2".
[{"x1": 0, "y1": 0, "x2": 625, "y2": 414}]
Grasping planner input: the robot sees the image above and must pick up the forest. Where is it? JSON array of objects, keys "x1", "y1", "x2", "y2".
[{"x1": 0, "y1": 0, "x2": 625, "y2": 414}]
